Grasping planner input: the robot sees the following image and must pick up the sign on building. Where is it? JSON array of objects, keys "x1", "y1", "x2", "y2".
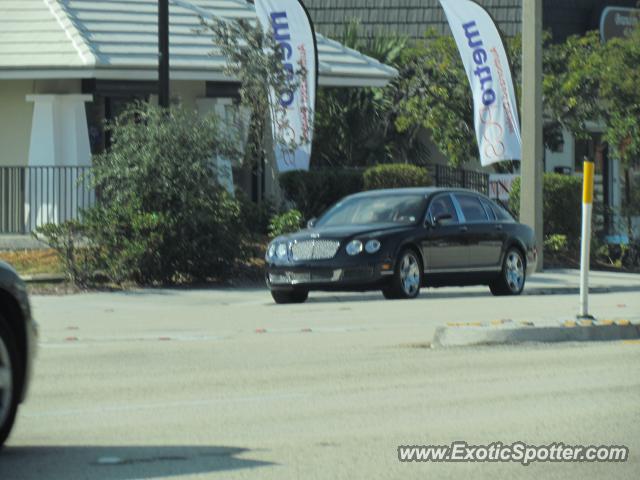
[{"x1": 600, "y1": 7, "x2": 640, "y2": 42}]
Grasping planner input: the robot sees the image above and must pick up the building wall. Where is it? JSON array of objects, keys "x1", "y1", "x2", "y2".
[
  {"x1": 0, "y1": 80, "x2": 34, "y2": 167},
  {"x1": 171, "y1": 80, "x2": 206, "y2": 110},
  {"x1": 545, "y1": 129, "x2": 575, "y2": 173},
  {"x1": 0, "y1": 79, "x2": 83, "y2": 167},
  {"x1": 33, "y1": 79, "x2": 82, "y2": 95}
]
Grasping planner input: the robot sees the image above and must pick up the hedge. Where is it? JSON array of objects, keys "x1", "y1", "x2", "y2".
[
  {"x1": 509, "y1": 174, "x2": 582, "y2": 243},
  {"x1": 363, "y1": 163, "x2": 432, "y2": 190},
  {"x1": 279, "y1": 164, "x2": 433, "y2": 220},
  {"x1": 279, "y1": 169, "x2": 363, "y2": 220}
]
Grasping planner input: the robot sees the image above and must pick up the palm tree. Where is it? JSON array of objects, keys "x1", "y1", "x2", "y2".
[{"x1": 312, "y1": 20, "x2": 430, "y2": 168}]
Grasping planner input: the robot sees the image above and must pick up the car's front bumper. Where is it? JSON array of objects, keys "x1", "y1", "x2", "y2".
[{"x1": 266, "y1": 262, "x2": 393, "y2": 291}]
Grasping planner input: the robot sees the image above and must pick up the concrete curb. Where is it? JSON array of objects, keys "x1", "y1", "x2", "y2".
[
  {"x1": 432, "y1": 320, "x2": 640, "y2": 348},
  {"x1": 21, "y1": 273, "x2": 66, "y2": 284},
  {"x1": 523, "y1": 286, "x2": 640, "y2": 296}
]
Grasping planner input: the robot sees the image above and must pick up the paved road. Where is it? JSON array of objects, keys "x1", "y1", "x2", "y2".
[{"x1": 2, "y1": 282, "x2": 639, "y2": 480}]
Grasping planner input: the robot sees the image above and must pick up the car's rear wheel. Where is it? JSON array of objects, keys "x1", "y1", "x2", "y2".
[
  {"x1": 490, "y1": 248, "x2": 526, "y2": 296},
  {"x1": 382, "y1": 248, "x2": 422, "y2": 300},
  {"x1": 0, "y1": 314, "x2": 19, "y2": 448},
  {"x1": 271, "y1": 290, "x2": 309, "y2": 304}
]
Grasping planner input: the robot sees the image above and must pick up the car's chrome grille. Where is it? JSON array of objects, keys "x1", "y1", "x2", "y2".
[
  {"x1": 268, "y1": 269, "x2": 343, "y2": 285},
  {"x1": 291, "y1": 240, "x2": 340, "y2": 261}
]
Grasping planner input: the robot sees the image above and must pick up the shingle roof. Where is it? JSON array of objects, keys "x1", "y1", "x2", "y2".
[
  {"x1": 0, "y1": 0, "x2": 91, "y2": 68},
  {"x1": 302, "y1": 0, "x2": 640, "y2": 43},
  {"x1": 0, "y1": 0, "x2": 397, "y2": 87},
  {"x1": 302, "y1": 0, "x2": 522, "y2": 40}
]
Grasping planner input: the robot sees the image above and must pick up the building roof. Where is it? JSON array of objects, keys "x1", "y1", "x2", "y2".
[
  {"x1": 0, "y1": 0, "x2": 397, "y2": 87},
  {"x1": 303, "y1": 0, "x2": 522, "y2": 40},
  {"x1": 302, "y1": 0, "x2": 639, "y2": 43}
]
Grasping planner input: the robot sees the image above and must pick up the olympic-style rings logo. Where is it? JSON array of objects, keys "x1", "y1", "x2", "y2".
[{"x1": 480, "y1": 105, "x2": 505, "y2": 160}]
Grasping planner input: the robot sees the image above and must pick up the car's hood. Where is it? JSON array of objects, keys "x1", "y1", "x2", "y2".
[{"x1": 278, "y1": 223, "x2": 415, "y2": 243}]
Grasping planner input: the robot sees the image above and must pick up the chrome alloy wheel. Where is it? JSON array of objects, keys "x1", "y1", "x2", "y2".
[
  {"x1": 400, "y1": 252, "x2": 421, "y2": 297},
  {"x1": 505, "y1": 250, "x2": 525, "y2": 293},
  {"x1": 0, "y1": 337, "x2": 12, "y2": 427}
]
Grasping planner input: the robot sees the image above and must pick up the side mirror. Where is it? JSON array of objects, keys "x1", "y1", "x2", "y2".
[
  {"x1": 307, "y1": 218, "x2": 317, "y2": 229},
  {"x1": 434, "y1": 213, "x2": 453, "y2": 226}
]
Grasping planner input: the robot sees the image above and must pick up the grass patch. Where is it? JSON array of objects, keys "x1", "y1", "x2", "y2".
[{"x1": 0, "y1": 249, "x2": 63, "y2": 276}]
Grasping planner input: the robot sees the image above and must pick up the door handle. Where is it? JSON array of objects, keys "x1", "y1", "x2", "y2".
[
  {"x1": 495, "y1": 224, "x2": 503, "y2": 231},
  {"x1": 459, "y1": 226, "x2": 469, "y2": 233}
]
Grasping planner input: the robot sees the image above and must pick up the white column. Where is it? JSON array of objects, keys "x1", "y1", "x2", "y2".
[{"x1": 25, "y1": 94, "x2": 93, "y2": 231}]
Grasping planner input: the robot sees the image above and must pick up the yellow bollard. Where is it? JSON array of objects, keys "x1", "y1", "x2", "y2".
[{"x1": 578, "y1": 159, "x2": 595, "y2": 319}]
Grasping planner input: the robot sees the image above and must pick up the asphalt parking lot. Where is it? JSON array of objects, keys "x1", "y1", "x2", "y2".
[{"x1": 2, "y1": 273, "x2": 640, "y2": 480}]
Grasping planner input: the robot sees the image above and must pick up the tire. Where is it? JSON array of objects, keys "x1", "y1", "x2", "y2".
[
  {"x1": 0, "y1": 314, "x2": 20, "y2": 449},
  {"x1": 490, "y1": 247, "x2": 526, "y2": 296},
  {"x1": 271, "y1": 290, "x2": 309, "y2": 304},
  {"x1": 382, "y1": 248, "x2": 422, "y2": 300}
]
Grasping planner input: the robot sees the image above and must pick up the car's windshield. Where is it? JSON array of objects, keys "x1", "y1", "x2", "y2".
[{"x1": 316, "y1": 194, "x2": 427, "y2": 228}]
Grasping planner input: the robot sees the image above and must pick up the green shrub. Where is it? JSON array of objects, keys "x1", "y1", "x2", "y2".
[
  {"x1": 79, "y1": 103, "x2": 247, "y2": 284},
  {"x1": 544, "y1": 234, "x2": 569, "y2": 254},
  {"x1": 363, "y1": 163, "x2": 432, "y2": 190},
  {"x1": 279, "y1": 164, "x2": 433, "y2": 220},
  {"x1": 509, "y1": 174, "x2": 582, "y2": 243},
  {"x1": 269, "y1": 209, "x2": 303, "y2": 238},
  {"x1": 34, "y1": 221, "x2": 94, "y2": 286},
  {"x1": 279, "y1": 169, "x2": 364, "y2": 220},
  {"x1": 237, "y1": 191, "x2": 276, "y2": 236}
]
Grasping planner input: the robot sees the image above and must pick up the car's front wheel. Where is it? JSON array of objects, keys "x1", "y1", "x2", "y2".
[
  {"x1": 271, "y1": 290, "x2": 309, "y2": 304},
  {"x1": 382, "y1": 248, "x2": 422, "y2": 300},
  {"x1": 490, "y1": 248, "x2": 526, "y2": 296},
  {"x1": 0, "y1": 314, "x2": 20, "y2": 448}
]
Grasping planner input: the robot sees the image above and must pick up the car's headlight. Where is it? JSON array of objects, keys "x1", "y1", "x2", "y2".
[
  {"x1": 276, "y1": 242, "x2": 289, "y2": 259},
  {"x1": 346, "y1": 239, "x2": 363, "y2": 256},
  {"x1": 365, "y1": 239, "x2": 381, "y2": 254},
  {"x1": 266, "y1": 243, "x2": 276, "y2": 260}
]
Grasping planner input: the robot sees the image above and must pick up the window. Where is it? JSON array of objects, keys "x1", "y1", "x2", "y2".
[
  {"x1": 427, "y1": 195, "x2": 459, "y2": 225},
  {"x1": 317, "y1": 194, "x2": 427, "y2": 227},
  {"x1": 479, "y1": 198, "x2": 496, "y2": 221},
  {"x1": 455, "y1": 194, "x2": 489, "y2": 222},
  {"x1": 491, "y1": 202, "x2": 515, "y2": 222}
]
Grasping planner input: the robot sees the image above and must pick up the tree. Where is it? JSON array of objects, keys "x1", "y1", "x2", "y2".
[
  {"x1": 599, "y1": 26, "x2": 640, "y2": 169},
  {"x1": 396, "y1": 29, "x2": 574, "y2": 169},
  {"x1": 395, "y1": 30, "x2": 475, "y2": 168},
  {"x1": 312, "y1": 20, "x2": 431, "y2": 167},
  {"x1": 600, "y1": 25, "x2": 640, "y2": 234},
  {"x1": 201, "y1": 16, "x2": 309, "y2": 198},
  {"x1": 543, "y1": 31, "x2": 604, "y2": 145},
  {"x1": 544, "y1": 25, "x2": 640, "y2": 235}
]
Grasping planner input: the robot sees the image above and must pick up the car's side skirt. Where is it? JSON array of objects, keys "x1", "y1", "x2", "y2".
[{"x1": 425, "y1": 266, "x2": 502, "y2": 274}]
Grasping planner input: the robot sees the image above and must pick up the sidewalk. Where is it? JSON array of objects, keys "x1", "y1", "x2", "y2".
[
  {"x1": 0, "y1": 234, "x2": 47, "y2": 251},
  {"x1": 524, "y1": 269, "x2": 640, "y2": 295}
]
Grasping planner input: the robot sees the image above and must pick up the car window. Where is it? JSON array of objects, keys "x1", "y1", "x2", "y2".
[
  {"x1": 427, "y1": 195, "x2": 459, "y2": 225},
  {"x1": 490, "y1": 202, "x2": 515, "y2": 222},
  {"x1": 316, "y1": 194, "x2": 427, "y2": 227},
  {"x1": 455, "y1": 194, "x2": 489, "y2": 222},
  {"x1": 480, "y1": 198, "x2": 497, "y2": 221}
]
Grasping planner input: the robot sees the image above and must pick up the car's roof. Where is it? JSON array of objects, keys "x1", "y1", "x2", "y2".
[{"x1": 347, "y1": 187, "x2": 488, "y2": 198}]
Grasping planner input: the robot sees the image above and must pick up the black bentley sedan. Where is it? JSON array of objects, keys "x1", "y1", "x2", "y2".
[{"x1": 266, "y1": 188, "x2": 537, "y2": 303}]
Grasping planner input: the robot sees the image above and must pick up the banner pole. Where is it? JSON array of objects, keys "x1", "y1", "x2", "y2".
[{"x1": 578, "y1": 158, "x2": 595, "y2": 319}]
